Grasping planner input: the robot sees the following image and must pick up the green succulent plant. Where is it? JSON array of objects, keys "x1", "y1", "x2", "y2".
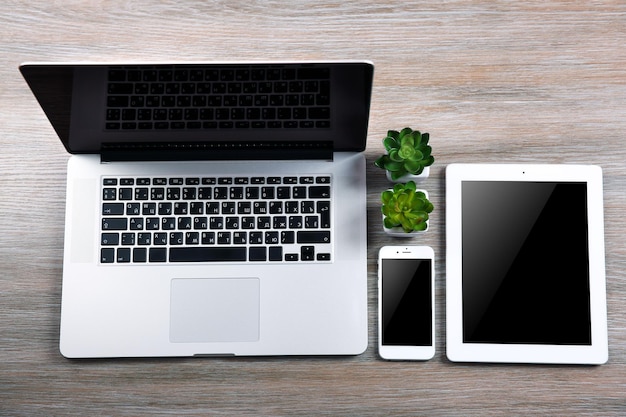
[
  {"x1": 374, "y1": 128, "x2": 434, "y2": 180},
  {"x1": 381, "y1": 181, "x2": 434, "y2": 232}
]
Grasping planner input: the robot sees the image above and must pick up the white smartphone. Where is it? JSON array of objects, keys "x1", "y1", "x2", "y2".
[{"x1": 378, "y1": 246, "x2": 435, "y2": 360}]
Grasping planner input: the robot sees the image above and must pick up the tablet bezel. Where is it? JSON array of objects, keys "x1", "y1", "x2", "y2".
[{"x1": 446, "y1": 164, "x2": 608, "y2": 364}]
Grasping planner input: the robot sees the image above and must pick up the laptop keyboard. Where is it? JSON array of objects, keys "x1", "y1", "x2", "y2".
[
  {"x1": 105, "y1": 65, "x2": 331, "y2": 131},
  {"x1": 100, "y1": 175, "x2": 332, "y2": 264}
]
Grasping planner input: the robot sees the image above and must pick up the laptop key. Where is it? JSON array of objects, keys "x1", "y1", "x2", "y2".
[
  {"x1": 116, "y1": 248, "x2": 131, "y2": 263},
  {"x1": 101, "y1": 248, "x2": 115, "y2": 263},
  {"x1": 103, "y1": 203, "x2": 124, "y2": 215},
  {"x1": 102, "y1": 218, "x2": 127, "y2": 230},
  {"x1": 101, "y1": 233, "x2": 119, "y2": 245},
  {"x1": 103, "y1": 188, "x2": 117, "y2": 200},
  {"x1": 269, "y1": 246, "x2": 283, "y2": 261},
  {"x1": 309, "y1": 107, "x2": 330, "y2": 119},
  {"x1": 107, "y1": 96, "x2": 129, "y2": 107},
  {"x1": 297, "y1": 231, "x2": 330, "y2": 243},
  {"x1": 133, "y1": 248, "x2": 147, "y2": 263},
  {"x1": 149, "y1": 248, "x2": 167, "y2": 262},
  {"x1": 318, "y1": 201, "x2": 331, "y2": 228},
  {"x1": 249, "y1": 247, "x2": 266, "y2": 261},
  {"x1": 301, "y1": 246, "x2": 315, "y2": 261},
  {"x1": 169, "y1": 247, "x2": 246, "y2": 262},
  {"x1": 309, "y1": 186, "x2": 330, "y2": 198}
]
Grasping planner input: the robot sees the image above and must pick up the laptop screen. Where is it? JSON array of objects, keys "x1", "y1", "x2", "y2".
[{"x1": 20, "y1": 62, "x2": 374, "y2": 160}]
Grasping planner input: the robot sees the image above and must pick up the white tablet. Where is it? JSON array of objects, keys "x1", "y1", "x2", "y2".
[{"x1": 446, "y1": 164, "x2": 608, "y2": 364}]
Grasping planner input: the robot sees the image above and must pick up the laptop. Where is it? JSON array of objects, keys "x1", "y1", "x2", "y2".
[{"x1": 20, "y1": 61, "x2": 374, "y2": 358}]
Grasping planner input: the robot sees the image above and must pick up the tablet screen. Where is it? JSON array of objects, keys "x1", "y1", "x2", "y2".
[{"x1": 462, "y1": 181, "x2": 591, "y2": 345}]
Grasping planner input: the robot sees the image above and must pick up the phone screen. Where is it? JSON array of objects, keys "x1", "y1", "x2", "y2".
[{"x1": 381, "y1": 258, "x2": 433, "y2": 346}]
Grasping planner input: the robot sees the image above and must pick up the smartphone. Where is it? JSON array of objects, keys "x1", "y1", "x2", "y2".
[{"x1": 378, "y1": 246, "x2": 435, "y2": 360}]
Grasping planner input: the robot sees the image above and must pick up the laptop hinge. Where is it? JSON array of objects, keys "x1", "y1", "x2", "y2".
[{"x1": 100, "y1": 141, "x2": 334, "y2": 162}]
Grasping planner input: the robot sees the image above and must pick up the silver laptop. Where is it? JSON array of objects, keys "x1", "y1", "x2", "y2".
[{"x1": 21, "y1": 61, "x2": 374, "y2": 358}]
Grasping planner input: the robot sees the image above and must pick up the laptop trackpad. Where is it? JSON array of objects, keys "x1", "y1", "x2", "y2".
[{"x1": 170, "y1": 278, "x2": 260, "y2": 343}]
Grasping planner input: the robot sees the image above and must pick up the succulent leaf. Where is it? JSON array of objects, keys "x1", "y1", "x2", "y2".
[
  {"x1": 381, "y1": 190, "x2": 394, "y2": 204},
  {"x1": 389, "y1": 149, "x2": 403, "y2": 162},
  {"x1": 384, "y1": 161, "x2": 404, "y2": 172},
  {"x1": 404, "y1": 180, "x2": 417, "y2": 192},
  {"x1": 411, "y1": 130, "x2": 422, "y2": 146},
  {"x1": 401, "y1": 135, "x2": 414, "y2": 150},
  {"x1": 383, "y1": 136, "x2": 398, "y2": 152},
  {"x1": 387, "y1": 130, "x2": 400, "y2": 140},
  {"x1": 413, "y1": 221, "x2": 428, "y2": 231},
  {"x1": 373, "y1": 155, "x2": 386, "y2": 169},
  {"x1": 399, "y1": 127, "x2": 413, "y2": 138},
  {"x1": 393, "y1": 182, "x2": 406, "y2": 193}
]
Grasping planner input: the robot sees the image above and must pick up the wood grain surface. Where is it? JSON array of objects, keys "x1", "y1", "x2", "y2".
[{"x1": 1, "y1": 1, "x2": 625, "y2": 415}]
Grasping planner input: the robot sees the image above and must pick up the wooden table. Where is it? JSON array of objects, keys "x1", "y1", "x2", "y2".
[{"x1": 1, "y1": 1, "x2": 624, "y2": 415}]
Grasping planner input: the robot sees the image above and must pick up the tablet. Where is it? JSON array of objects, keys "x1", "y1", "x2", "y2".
[{"x1": 446, "y1": 164, "x2": 608, "y2": 364}]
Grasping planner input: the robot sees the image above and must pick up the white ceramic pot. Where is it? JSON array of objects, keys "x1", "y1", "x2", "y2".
[
  {"x1": 386, "y1": 166, "x2": 430, "y2": 183},
  {"x1": 382, "y1": 221, "x2": 428, "y2": 236}
]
